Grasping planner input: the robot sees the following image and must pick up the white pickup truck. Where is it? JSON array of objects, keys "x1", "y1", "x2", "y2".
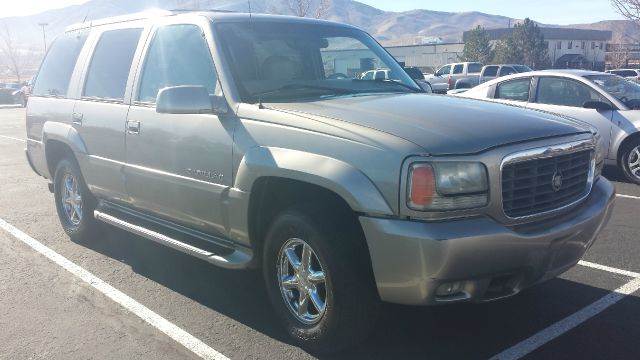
[{"x1": 425, "y1": 62, "x2": 483, "y2": 93}]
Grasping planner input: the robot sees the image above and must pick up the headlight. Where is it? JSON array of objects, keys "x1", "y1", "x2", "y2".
[{"x1": 407, "y1": 162, "x2": 489, "y2": 211}]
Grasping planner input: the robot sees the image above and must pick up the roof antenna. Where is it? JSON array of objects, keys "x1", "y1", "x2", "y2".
[{"x1": 248, "y1": 0, "x2": 265, "y2": 109}]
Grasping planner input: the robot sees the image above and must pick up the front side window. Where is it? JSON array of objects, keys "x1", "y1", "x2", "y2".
[
  {"x1": 215, "y1": 21, "x2": 419, "y2": 103},
  {"x1": 495, "y1": 78, "x2": 531, "y2": 102},
  {"x1": 452, "y1": 64, "x2": 464, "y2": 74},
  {"x1": 537, "y1": 77, "x2": 608, "y2": 108},
  {"x1": 83, "y1": 28, "x2": 142, "y2": 100},
  {"x1": 138, "y1": 24, "x2": 218, "y2": 103},
  {"x1": 32, "y1": 32, "x2": 88, "y2": 97}
]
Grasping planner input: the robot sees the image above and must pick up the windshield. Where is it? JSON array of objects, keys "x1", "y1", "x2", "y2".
[
  {"x1": 215, "y1": 21, "x2": 420, "y2": 103},
  {"x1": 586, "y1": 74, "x2": 640, "y2": 109}
]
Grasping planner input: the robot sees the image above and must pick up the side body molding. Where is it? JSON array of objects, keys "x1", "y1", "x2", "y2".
[{"x1": 234, "y1": 147, "x2": 394, "y2": 216}]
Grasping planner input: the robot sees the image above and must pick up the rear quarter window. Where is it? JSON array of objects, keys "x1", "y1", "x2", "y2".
[
  {"x1": 452, "y1": 64, "x2": 464, "y2": 74},
  {"x1": 467, "y1": 63, "x2": 483, "y2": 73},
  {"x1": 483, "y1": 66, "x2": 498, "y2": 77},
  {"x1": 32, "y1": 32, "x2": 88, "y2": 97}
]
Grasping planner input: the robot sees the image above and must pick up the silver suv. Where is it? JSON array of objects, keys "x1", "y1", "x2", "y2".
[{"x1": 25, "y1": 11, "x2": 615, "y2": 351}]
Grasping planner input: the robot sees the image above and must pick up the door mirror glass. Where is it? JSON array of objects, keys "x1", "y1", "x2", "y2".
[
  {"x1": 156, "y1": 86, "x2": 228, "y2": 115},
  {"x1": 583, "y1": 100, "x2": 613, "y2": 111}
]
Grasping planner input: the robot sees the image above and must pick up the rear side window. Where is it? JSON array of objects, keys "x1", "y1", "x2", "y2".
[
  {"x1": 32, "y1": 32, "x2": 87, "y2": 97},
  {"x1": 467, "y1": 63, "x2": 482, "y2": 73},
  {"x1": 138, "y1": 24, "x2": 218, "y2": 103},
  {"x1": 83, "y1": 28, "x2": 142, "y2": 100},
  {"x1": 452, "y1": 64, "x2": 464, "y2": 74},
  {"x1": 483, "y1": 66, "x2": 498, "y2": 77},
  {"x1": 495, "y1": 78, "x2": 531, "y2": 102},
  {"x1": 499, "y1": 67, "x2": 517, "y2": 77}
]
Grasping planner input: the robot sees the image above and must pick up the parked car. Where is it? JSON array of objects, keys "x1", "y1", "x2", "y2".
[
  {"x1": 606, "y1": 69, "x2": 640, "y2": 81},
  {"x1": 0, "y1": 83, "x2": 24, "y2": 105},
  {"x1": 402, "y1": 66, "x2": 433, "y2": 93},
  {"x1": 459, "y1": 69, "x2": 640, "y2": 183},
  {"x1": 479, "y1": 64, "x2": 532, "y2": 84},
  {"x1": 26, "y1": 12, "x2": 614, "y2": 352},
  {"x1": 425, "y1": 62, "x2": 483, "y2": 93},
  {"x1": 360, "y1": 68, "x2": 431, "y2": 93}
]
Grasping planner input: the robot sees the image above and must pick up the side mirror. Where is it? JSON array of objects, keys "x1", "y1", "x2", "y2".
[
  {"x1": 156, "y1": 86, "x2": 229, "y2": 115},
  {"x1": 583, "y1": 100, "x2": 612, "y2": 111}
]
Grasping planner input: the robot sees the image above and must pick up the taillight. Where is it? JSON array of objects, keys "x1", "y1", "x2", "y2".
[
  {"x1": 408, "y1": 164, "x2": 436, "y2": 208},
  {"x1": 448, "y1": 76, "x2": 454, "y2": 90}
]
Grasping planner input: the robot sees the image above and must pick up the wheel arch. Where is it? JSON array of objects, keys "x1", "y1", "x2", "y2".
[
  {"x1": 42, "y1": 121, "x2": 87, "y2": 178},
  {"x1": 616, "y1": 131, "x2": 640, "y2": 166}
]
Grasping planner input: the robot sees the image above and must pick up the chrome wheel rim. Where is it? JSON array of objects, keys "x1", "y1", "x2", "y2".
[
  {"x1": 629, "y1": 145, "x2": 640, "y2": 180},
  {"x1": 277, "y1": 238, "x2": 328, "y2": 325},
  {"x1": 61, "y1": 172, "x2": 83, "y2": 226}
]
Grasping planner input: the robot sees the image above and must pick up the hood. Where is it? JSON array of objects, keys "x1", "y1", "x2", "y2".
[{"x1": 268, "y1": 94, "x2": 588, "y2": 155}]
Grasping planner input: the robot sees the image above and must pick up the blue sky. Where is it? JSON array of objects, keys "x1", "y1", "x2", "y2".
[
  {"x1": 358, "y1": 0, "x2": 624, "y2": 24},
  {"x1": 3, "y1": 0, "x2": 626, "y2": 24}
]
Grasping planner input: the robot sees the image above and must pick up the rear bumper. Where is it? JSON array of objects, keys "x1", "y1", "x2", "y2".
[{"x1": 360, "y1": 178, "x2": 616, "y2": 305}]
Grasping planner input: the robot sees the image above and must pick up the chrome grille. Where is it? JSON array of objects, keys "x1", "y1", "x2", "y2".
[{"x1": 502, "y1": 149, "x2": 593, "y2": 218}]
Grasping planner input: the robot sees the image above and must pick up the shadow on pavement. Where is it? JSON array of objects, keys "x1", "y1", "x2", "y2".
[{"x1": 74, "y1": 227, "x2": 622, "y2": 359}]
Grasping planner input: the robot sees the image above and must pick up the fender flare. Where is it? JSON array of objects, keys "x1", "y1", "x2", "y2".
[
  {"x1": 41, "y1": 121, "x2": 88, "y2": 177},
  {"x1": 234, "y1": 147, "x2": 394, "y2": 216}
]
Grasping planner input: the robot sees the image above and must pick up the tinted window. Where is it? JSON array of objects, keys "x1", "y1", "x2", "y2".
[
  {"x1": 452, "y1": 64, "x2": 464, "y2": 74},
  {"x1": 513, "y1": 65, "x2": 532, "y2": 73},
  {"x1": 139, "y1": 25, "x2": 218, "y2": 103},
  {"x1": 84, "y1": 28, "x2": 142, "y2": 100},
  {"x1": 483, "y1": 66, "x2": 498, "y2": 77},
  {"x1": 495, "y1": 78, "x2": 531, "y2": 102},
  {"x1": 403, "y1": 67, "x2": 424, "y2": 80},
  {"x1": 32, "y1": 32, "x2": 87, "y2": 97},
  {"x1": 499, "y1": 66, "x2": 516, "y2": 77},
  {"x1": 613, "y1": 70, "x2": 637, "y2": 77},
  {"x1": 361, "y1": 71, "x2": 374, "y2": 80},
  {"x1": 537, "y1": 77, "x2": 606, "y2": 107},
  {"x1": 467, "y1": 63, "x2": 482, "y2": 73}
]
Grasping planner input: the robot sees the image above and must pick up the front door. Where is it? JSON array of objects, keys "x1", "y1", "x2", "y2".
[
  {"x1": 527, "y1": 76, "x2": 614, "y2": 158},
  {"x1": 124, "y1": 23, "x2": 233, "y2": 237}
]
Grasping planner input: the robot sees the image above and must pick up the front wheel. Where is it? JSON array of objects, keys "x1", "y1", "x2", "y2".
[
  {"x1": 621, "y1": 140, "x2": 640, "y2": 184},
  {"x1": 263, "y1": 207, "x2": 379, "y2": 353}
]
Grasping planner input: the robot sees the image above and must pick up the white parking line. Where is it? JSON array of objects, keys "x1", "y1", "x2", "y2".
[
  {"x1": 617, "y1": 194, "x2": 640, "y2": 201},
  {"x1": 490, "y1": 277, "x2": 640, "y2": 360},
  {"x1": 578, "y1": 260, "x2": 640, "y2": 278},
  {"x1": 0, "y1": 135, "x2": 25, "y2": 143},
  {"x1": 0, "y1": 217, "x2": 229, "y2": 360}
]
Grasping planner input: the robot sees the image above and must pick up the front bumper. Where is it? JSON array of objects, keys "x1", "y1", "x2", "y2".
[{"x1": 360, "y1": 178, "x2": 616, "y2": 305}]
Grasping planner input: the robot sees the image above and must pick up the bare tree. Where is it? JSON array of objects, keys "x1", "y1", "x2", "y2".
[
  {"x1": 612, "y1": 0, "x2": 640, "y2": 23},
  {"x1": 288, "y1": 0, "x2": 331, "y2": 19},
  {"x1": 0, "y1": 22, "x2": 30, "y2": 83}
]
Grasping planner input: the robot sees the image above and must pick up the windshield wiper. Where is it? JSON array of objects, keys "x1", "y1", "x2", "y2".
[
  {"x1": 353, "y1": 79, "x2": 421, "y2": 93},
  {"x1": 251, "y1": 84, "x2": 354, "y2": 99}
]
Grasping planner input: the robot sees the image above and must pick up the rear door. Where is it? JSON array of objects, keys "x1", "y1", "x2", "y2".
[
  {"x1": 124, "y1": 19, "x2": 233, "y2": 236},
  {"x1": 72, "y1": 25, "x2": 146, "y2": 201},
  {"x1": 527, "y1": 76, "x2": 614, "y2": 156}
]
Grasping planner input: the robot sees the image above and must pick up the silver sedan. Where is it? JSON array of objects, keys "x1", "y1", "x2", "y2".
[{"x1": 458, "y1": 69, "x2": 640, "y2": 184}]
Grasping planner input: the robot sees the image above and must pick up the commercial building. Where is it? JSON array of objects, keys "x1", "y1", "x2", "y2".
[{"x1": 467, "y1": 27, "x2": 613, "y2": 71}]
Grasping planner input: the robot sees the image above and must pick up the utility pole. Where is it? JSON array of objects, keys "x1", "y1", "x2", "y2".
[{"x1": 37, "y1": 22, "x2": 48, "y2": 53}]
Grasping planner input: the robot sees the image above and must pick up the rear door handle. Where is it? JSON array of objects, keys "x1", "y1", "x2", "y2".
[
  {"x1": 71, "y1": 112, "x2": 83, "y2": 125},
  {"x1": 126, "y1": 121, "x2": 141, "y2": 134}
]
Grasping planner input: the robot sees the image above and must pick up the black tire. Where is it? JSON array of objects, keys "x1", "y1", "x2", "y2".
[
  {"x1": 263, "y1": 205, "x2": 379, "y2": 353},
  {"x1": 620, "y1": 139, "x2": 640, "y2": 184},
  {"x1": 53, "y1": 158, "x2": 101, "y2": 241}
]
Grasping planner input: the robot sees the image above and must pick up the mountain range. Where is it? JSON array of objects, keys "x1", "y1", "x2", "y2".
[{"x1": 0, "y1": 0, "x2": 637, "y2": 51}]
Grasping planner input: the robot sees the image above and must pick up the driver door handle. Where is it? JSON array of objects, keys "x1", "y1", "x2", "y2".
[{"x1": 126, "y1": 121, "x2": 140, "y2": 134}]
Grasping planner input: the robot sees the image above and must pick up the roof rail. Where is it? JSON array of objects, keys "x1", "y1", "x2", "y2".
[{"x1": 65, "y1": 9, "x2": 175, "y2": 32}]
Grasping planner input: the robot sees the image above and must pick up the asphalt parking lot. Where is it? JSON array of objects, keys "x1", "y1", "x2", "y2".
[{"x1": 1, "y1": 107, "x2": 639, "y2": 359}]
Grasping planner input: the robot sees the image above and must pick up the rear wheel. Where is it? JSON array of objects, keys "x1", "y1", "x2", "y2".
[
  {"x1": 621, "y1": 140, "x2": 640, "y2": 184},
  {"x1": 263, "y1": 206, "x2": 379, "y2": 353},
  {"x1": 53, "y1": 158, "x2": 101, "y2": 241}
]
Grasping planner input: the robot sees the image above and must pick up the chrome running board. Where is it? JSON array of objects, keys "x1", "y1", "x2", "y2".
[{"x1": 94, "y1": 208, "x2": 252, "y2": 269}]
